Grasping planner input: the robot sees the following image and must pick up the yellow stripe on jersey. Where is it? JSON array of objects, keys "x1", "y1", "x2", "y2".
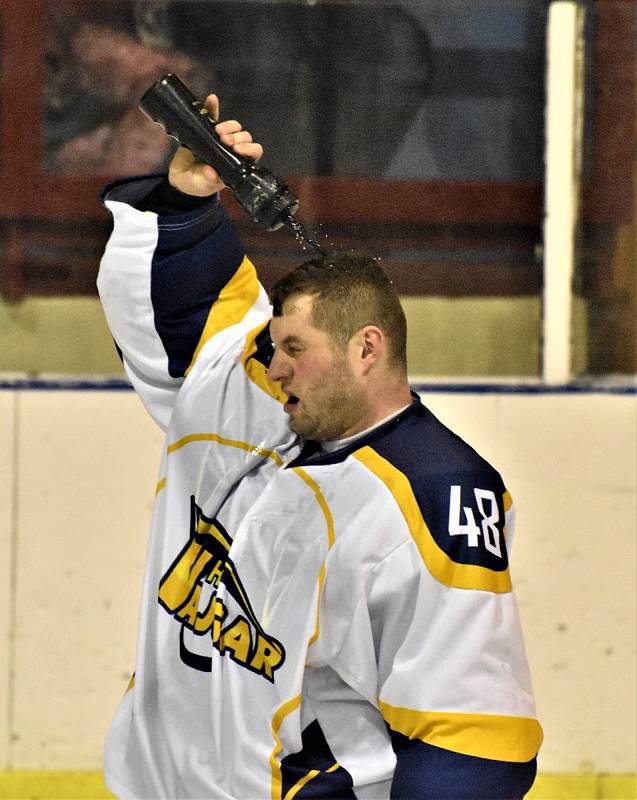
[
  {"x1": 155, "y1": 476, "x2": 167, "y2": 495},
  {"x1": 353, "y1": 447, "x2": 512, "y2": 593},
  {"x1": 283, "y1": 762, "x2": 340, "y2": 800},
  {"x1": 284, "y1": 769, "x2": 320, "y2": 800},
  {"x1": 270, "y1": 695, "x2": 302, "y2": 800},
  {"x1": 379, "y1": 700, "x2": 543, "y2": 763},
  {"x1": 242, "y1": 321, "x2": 288, "y2": 404},
  {"x1": 167, "y1": 432, "x2": 283, "y2": 466},
  {"x1": 185, "y1": 255, "x2": 261, "y2": 375},
  {"x1": 291, "y1": 467, "x2": 336, "y2": 647}
]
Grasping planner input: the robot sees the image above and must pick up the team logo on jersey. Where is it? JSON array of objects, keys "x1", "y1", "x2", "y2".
[{"x1": 158, "y1": 496, "x2": 285, "y2": 682}]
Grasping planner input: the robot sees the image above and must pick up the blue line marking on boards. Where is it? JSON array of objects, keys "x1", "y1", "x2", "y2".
[
  {"x1": 0, "y1": 379, "x2": 133, "y2": 392},
  {"x1": 412, "y1": 382, "x2": 636, "y2": 395},
  {"x1": 0, "y1": 378, "x2": 634, "y2": 395}
]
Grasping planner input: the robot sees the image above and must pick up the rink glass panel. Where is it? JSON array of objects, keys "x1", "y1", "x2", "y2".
[{"x1": 0, "y1": 0, "x2": 633, "y2": 376}]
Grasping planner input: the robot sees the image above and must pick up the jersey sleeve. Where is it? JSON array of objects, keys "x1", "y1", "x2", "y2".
[
  {"x1": 371, "y1": 548, "x2": 541, "y2": 798},
  {"x1": 367, "y1": 478, "x2": 541, "y2": 799},
  {"x1": 97, "y1": 175, "x2": 271, "y2": 429},
  {"x1": 326, "y1": 452, "x2": 542, "y2": 799}
]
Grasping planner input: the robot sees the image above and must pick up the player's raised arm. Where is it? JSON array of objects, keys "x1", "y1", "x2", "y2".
[{"x1": 97, "y1": 94, "x2": 270, "y2": 430}]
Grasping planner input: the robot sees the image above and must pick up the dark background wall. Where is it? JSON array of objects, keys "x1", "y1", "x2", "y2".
[{"x1": 0, "y1": 0, "x2": 634, "y2": 374}]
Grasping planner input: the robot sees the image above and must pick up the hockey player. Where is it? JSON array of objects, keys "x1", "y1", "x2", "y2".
[{"x1": 98, "y1": 93, "x2": 542, "y2": 799}]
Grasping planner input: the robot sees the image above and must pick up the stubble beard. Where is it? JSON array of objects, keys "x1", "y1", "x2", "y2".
[{"x1": 288, "y1": 358, "x2": 365, "y2": 442}]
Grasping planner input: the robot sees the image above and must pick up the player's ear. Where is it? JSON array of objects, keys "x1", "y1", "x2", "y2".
[{"x1": 354, "y1": 326, "x2": 384, "y2": 373}]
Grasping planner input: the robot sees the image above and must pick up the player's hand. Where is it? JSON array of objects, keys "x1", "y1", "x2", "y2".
[{"x1": 167, "y1": 93, "x2": 264, "y2": 197}]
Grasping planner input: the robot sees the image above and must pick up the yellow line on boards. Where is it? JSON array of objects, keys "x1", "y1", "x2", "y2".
[
  {"x1": 528, "y1": 773, "x2": 637, "y2": 800},
  {"x1": 0, "y1": 771, "x2": 634, "y2": 799},
  {"x1": 0, "y1": 771, "x2": 114, "y2": 799}
]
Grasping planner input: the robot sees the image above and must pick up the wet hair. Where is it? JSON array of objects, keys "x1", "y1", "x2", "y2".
[{"x1": 270, "y1": 251, "x2": 407, "y2": 374}]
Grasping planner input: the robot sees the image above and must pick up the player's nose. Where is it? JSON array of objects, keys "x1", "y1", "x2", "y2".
[{"x1": 266, "y1": 349, "x2": 290, "y2": 384}]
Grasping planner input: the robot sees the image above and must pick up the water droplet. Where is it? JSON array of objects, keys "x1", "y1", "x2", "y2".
[{"x1": 283, "y1": 214, "x2": 327, "y2": 256}]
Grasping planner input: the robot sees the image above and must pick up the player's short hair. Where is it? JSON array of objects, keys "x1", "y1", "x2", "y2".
[{"x1": 270, "y1": 252, "x2": 407, "y2": 374}]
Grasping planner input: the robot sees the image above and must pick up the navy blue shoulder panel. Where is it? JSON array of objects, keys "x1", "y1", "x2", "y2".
[
  {"x1": 390, "y1": 731, "x2": 537, "y2": 800},
  {"x1": 369, "y1": 401, "x2": 509, "y2": 572},
  {"x1": 291, "y1": 398, "x2": 509, "y2": 572},
  {"x1": 150, "y1": 202, "x2": 245, "y2": 378}
]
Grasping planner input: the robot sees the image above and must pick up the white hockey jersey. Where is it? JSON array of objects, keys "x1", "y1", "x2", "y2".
[{"x1": 98, "y1": 176, "x2": 543, "y2": 800}]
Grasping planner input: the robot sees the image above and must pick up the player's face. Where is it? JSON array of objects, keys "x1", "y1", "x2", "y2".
[{"x1": 268, "y1": 295, "x2": 366, "y2": 441}]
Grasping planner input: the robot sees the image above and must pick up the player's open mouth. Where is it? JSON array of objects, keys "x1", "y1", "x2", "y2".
[{"x1": 284, "y1": 395, "x2": 300, "y2": 413}]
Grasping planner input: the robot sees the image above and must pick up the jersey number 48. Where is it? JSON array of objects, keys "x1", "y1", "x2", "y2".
[{"x1": 448, "y1": 485, "x2": 502, "y2": 558}]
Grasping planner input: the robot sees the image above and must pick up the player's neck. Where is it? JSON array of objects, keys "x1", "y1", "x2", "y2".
[
  {"x1": 321, "y1": 397, "x2": 414, "y2": 452},
  {"x1": 365, "y1": 377, "x2": 413, "y2": 428}
]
